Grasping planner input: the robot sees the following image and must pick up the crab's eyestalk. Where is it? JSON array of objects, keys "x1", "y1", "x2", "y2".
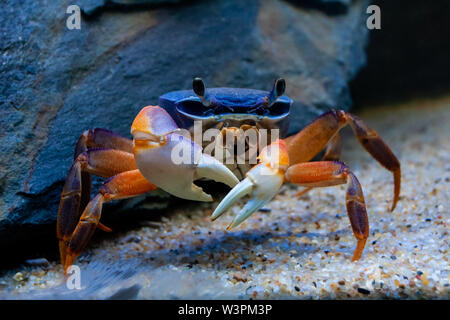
[
  {"x1": 266, "y1": 78, "x2": 286, "y2": 107},
  {"x1": 193, "y1": 77, "x2": 212, "y2": 107}
]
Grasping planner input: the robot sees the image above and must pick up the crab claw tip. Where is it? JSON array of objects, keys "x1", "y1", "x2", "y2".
[
  {"x1": 227, "y1": 198, "x2": 268, "y2": 230},
  {"x1": 196, "y1": 154, "x2": 239, "y2": 189},
  {"x1": 211, "y1": 178, "x2": 253, "y2": 221},
  {"x1": 212, "y1": 160, "x2": 285, "y2": 228}
]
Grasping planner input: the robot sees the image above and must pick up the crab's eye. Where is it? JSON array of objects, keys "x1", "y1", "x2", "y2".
[
  {"x1": 274, "y1": 78, "x2": 286, "y2": 97},
  {"x1": 176, "y1": 100, "x2": 214, "y2": 118},
  {"x1": 267, "y1": 78, "x2": 286, "y2": 108},
  {"x1": 193, "y1": 77, "x2": 212, "y2": 107},
  {"x1": 193, "y1": 77, "x2": 205, "y2": 97}
]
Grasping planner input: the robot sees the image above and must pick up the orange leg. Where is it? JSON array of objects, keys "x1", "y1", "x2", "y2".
[
  {"x1": 57, "y1": 148, "x2": 139, "y2": 271},
  {"x1": 61, "y1": 169, "x2": 156, "y2": 272},
  {"x1": 286, "y1": 161, "x2": 369, "y2": 261},
  {"x1": 58, "y1": 129, "x2": 135, "y2": 269},
  {"x1": 284, "y1": 110, "x2": 401, "y2": 211},
  {"x1": 73, "y1": 128, "x2": 134, "y2": 212},
  {"x1": 295, "y1": 133, "x2": 342, "y2": 197},
  {"x1": 75, "y1": 128, "x2": 133, "y2": 157}
]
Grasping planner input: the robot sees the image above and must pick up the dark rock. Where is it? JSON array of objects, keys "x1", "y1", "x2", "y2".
[
  {"x1": 78, "y1": 0, "x2": 107, "y2": 15},
  {"x1": 79, "y1": 0, "x2": 188, "y2": 16},
  {"x1": 0, "y1": 0, "x2": 370, "y2": 261},
  {"x1": 25, "y1": 258, "x2": 50, "y2": 267},
  {"x1": 285, "y1": 0, "x2": 351, "y2": 15},
  {"x1": 106, "y1": 283, "x2": 142, "y2": 300}
]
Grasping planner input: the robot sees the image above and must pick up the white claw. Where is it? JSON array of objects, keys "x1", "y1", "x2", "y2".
[
  {"x1": 212, "y1": 163, "x2": 285, "y2": 228},
  {"x1": 196, "y1": 154, "x2": 239, "y2": 189},
  {"x1": 227, "y1": 197, "x2": 267, "y2": 230},
  {"x1": 131, "y1": 105, "x2": 239, "y2": 202},
  {"x1": 134, "y1": 132, "x2": 239, "y2": 202},
  {"x1": 211, "y1": 178, "x2": 253, "y2": 221}
]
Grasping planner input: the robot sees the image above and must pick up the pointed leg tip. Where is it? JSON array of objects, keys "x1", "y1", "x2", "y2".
[
  {"x1": 62, "y1": 251, "x2": 78, "y2": 275},
  {"x1": 351, "y1": 238, "x2": 367, "y2": 262},
  {"x1": 390, "y1": 198, "x2": 399, "y2": 212},
  {"x1": 97, "y1": 222, "x2": 112, "y2": 232},
  {"x1": 351, "y1": 250, "x2": 362, "y2": 262}
]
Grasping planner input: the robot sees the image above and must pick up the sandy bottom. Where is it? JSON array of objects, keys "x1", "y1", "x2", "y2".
[{"x1": 0, "y1": 96, "x2": 449, "y2": 299}]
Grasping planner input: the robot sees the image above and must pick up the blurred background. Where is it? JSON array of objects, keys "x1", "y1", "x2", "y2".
[{"x1": 351, "y1": 0, "x2": 450, "y2": 108}]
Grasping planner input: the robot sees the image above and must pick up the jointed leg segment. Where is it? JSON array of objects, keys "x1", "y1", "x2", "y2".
[
  {"x1": 285, "y1": 109, "x2": 400, "y2": 211},
  {"x1": 286, "y1": 161, "x2": 369, "y2": 261},
  {"x1": 295, "y1": 133, "x2": 342, "y2": 197},
  {"x1": 213, "y1": 109, "x2": 401, "y2": 262},
  {"x1": 62, "y1": 169, "x2": 156, "y2": 271},
  {"x1": 57, "y1": 129, "x2": 144, "y2": 272}
]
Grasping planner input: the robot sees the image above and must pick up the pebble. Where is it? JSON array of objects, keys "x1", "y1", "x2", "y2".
[
  {"x1": 357, "y1": 288, "x2": 371, "y2": 295},
  {"x1": 13, "y1": 272, "x2": 24, "y2": 282},
  {"x1": 232, "y1": 272, "x2": 247, "y2": 283},
  {"x1": 25, "y1": 258, "x2": 50, "y2": 267}
]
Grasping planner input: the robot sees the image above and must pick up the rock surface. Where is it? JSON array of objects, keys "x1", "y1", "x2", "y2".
[{"x1": 0, "y1": 0, "x2": 369, "y2": 249}]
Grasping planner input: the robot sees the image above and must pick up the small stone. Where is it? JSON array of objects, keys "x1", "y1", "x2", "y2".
[
  {"x1": 13, "y1": 272, "x2": 24, "y2": 282},
  {"x1": 233, "y1": 272, "x2": 248, "y2": 283},
  {"x1": 294, "y1": 286, "x2": 300, "y2": 292},
  {"x1": 122, "y1": 235, "x2": 141, "y2": 243},
  {"x1": 25, "y1": 258, "x2": 49, "y2": 267},
  {"x1": 357, "y1": 287, "x2": 370, "y2": 295}
]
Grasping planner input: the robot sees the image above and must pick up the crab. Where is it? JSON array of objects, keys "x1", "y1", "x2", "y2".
[{"x1": 57, "y1": 78, "x2": 401, "y2": 273}]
